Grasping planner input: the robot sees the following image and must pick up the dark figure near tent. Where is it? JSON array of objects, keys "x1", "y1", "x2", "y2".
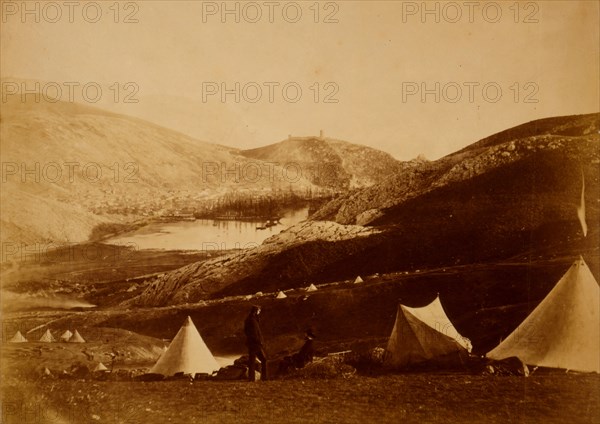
[
  {"x1": 244, "y1": 306, "x2": 268, "y2": 381},
  {"x1": 279, "y1": 329, "x2": 316, "y2": 373}
]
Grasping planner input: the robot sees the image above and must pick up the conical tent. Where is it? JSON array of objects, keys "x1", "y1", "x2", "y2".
[
  {"x1": 60, "y1": 330, "x2": 73, "y2": 342},
  {"x1": 149, "y1": 316, "x2": 219, "y2": 376},
  {"x1": 384, "y1": 295, "x2": 471, "y2": 368},
  {"x1": 276, "y1": 291, "x2": 287, "y2": 299},
  {"x1": 354, "y1": 276, "x2": 364, "y2": 284},
  {"x1": 9, "y1": 331, "x2": 27, "y2": 343},
  {"x1": 68, "y1": 330, "x2": 86, "y2": 343},
  {"x1": 94, "y1": 362, "x2": 109, "y2": 372},
  {"x1": 39, "y1": 329, "x2": 56, "y2": 343},
  {"x1": 306, "y1": 284, "x2": 318, "y2": 292},
  {"x1": 487, "y1": 257, "x2": 599, "y2": 373}
]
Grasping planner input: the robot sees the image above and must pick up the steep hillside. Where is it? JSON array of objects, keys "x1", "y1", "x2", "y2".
[
  {"x1": 312, "y1": 113, "x2": 599, "y2": 225},
  {"x1": 239, "y1": 135, "x2": 402, "y2": 190}
]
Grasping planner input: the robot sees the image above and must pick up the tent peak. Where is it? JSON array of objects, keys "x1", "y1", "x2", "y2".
[
  {"x1": 385, "y1": 297, "x2": 470, "y2": 368},
  {"x1": 487, "y1": 255, "x2": 599, "y2": 373},
  {"x1": 150, "y1": 315, "x2": 219, "y2": 376}
]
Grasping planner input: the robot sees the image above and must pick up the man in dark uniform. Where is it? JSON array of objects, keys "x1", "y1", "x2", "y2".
[
  {"x1": 244, "y1": 305, "x2": 268, "y2": 381},
  {"x1": 293, "y1": 329, "x2": 316, "y2": 368},
  {"x1": 278, "y1": 329, "x2": 316, "y2": 374}
]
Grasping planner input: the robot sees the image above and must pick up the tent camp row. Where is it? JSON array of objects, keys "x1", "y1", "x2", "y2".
[
  {"x1": 145, "y1": 257, "x2": 598, "y2": 378},
  {"x1": 384, "y1": 256, "x2": 599, "y2": 373},
  {"x1": 274, "y1": 284, "x2": 318, "y2": 300},
  {"x1": 149, "y1": 301, "x2": 472, "y2": 379},
  {"x1": 8, "y1": 329, "x2": 86, "y2": 344},
  {"x1": 27, "y1": 257, "x2": 593, "y2": 379}
]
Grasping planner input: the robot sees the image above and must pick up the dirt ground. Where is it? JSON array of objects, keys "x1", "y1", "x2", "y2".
[{"x1": 1, "y1": 373, "x2": 598, "y2": 424}]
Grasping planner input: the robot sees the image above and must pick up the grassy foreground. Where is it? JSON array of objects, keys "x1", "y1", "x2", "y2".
[{"x1": 1, "y1": 373, "x2": 598, "y2": 424}]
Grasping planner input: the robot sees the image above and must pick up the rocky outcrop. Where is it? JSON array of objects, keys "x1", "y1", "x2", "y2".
[{"x1": 239, "y1": 136, "x2": 402, "y2": 191}]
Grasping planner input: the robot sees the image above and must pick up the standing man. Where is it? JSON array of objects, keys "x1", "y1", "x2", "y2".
[{"x1": 244, "y1": 305, "x2": 268, "y2": 381}]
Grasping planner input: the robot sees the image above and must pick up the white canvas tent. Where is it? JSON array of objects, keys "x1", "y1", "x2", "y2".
[
  {"x1": 276, "y1": 291, "x2": 287, "y2": 299},
  {"x1": 306, "y1": 284, "x2": 318, "y2": 292},
  {"x1": 487, "y1": 257, "x2": 599, "y2": 373},
  {"x1": 39, "y1": 329, "x2": 56, "y2": 343},
  {"x1": 59, "y1": 330, "x2": 73, "y2": 342},
  {"x1": 94, "y1": 362, "x2": 109, "y2": 372},
  {"x1": 149, "y1": 316, "x2": 219, "y2": 376},
  {"x1": 354, "y1": 276, "x2": 364, "y2": 284},
  {"x1": 68, "y1": 330, "x2": 86, "y2": 343},
  {"x1": 9, "y1": 331, "x2": 27, "y2": 343},
  {"x1": 384, "y1": 295, "x2": 471, "y2": 368}
]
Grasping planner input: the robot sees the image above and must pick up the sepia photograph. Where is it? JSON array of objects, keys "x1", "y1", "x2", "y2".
[{"x1": 0, "y1": 1, "x2": 598, "y2": 423}]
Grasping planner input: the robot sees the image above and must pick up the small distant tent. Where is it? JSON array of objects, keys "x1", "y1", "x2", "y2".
[
  {"x1": 487, "y1": 257, "x2": 599, "y2": 373},
  {"x1": 39, "y1": 329, "x2": 56, "y2": 343},
  {"x1": 94, "y1": 362, "x2": 109, "y2": 372},
  {"x1": 276, "y1": 291, "x2": 287, "y2": 299},
  {"x1": 68, "y1": 330, "x2": 86, "y2": 343},
  {"x1": 9, "y1": 331, "x2": 27, "y2": 343},
  {"x1": 149, "y1": 316, "x2": 219, "y2": 376},
  {"x1": 384, "y1": 295, "x2": 471, "y2": 369},
  {"x1": 354, "y1": 276, "x2": 364, "y2": 284},
  {"x1": 60, "y1": 330, "x2": 73, "y2": 342},
  {"x1": 306, "y1": 284, "x2": 318, "y2": 292}
]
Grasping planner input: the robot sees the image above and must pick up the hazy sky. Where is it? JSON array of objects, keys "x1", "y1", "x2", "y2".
[{"x1": 1, "y1": 0, "x2": 598, "y2": 159}]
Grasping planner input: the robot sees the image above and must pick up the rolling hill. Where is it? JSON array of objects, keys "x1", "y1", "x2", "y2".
[{"x1": 239, "y1": 135, "x2": 403, "y2": 190}]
